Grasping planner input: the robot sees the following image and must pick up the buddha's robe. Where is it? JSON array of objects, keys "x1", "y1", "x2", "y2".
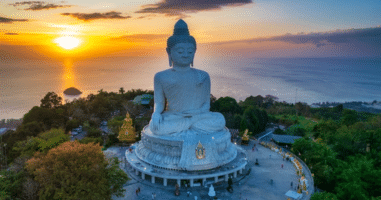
[{"x1": 149, "y1": 68, "x2": 225, "y2": 135}]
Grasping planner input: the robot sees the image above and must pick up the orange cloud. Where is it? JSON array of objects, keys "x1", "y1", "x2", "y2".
[
  {"x1": 9, "y1": 1, "x2": 73, "y2": 10},
  {"x1": 0, "y1": 17, "x2": 28, "y2": 23},
  {"x1": 61, "y1": 11, "x2": 131, "y2": 21},
  {"x1": 136, "y1": 0, "x2": 253, "y2": 18},
  {"x1": 111, "y1": 34, "x2": 169, "y2": 42}
]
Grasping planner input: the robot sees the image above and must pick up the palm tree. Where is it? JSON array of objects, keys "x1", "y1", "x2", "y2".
[{"x1": 119, "y1": 87, "x2": 125, "y2": 95}]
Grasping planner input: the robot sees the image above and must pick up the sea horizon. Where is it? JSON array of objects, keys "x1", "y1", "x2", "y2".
[{"x1": 1, "y1": 56, "x2": 381, "y2": 120}]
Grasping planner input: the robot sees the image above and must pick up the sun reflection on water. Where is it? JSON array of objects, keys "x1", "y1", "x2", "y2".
[{"x1": 62, "y1": 59, "x2": 82, "y2": 103}]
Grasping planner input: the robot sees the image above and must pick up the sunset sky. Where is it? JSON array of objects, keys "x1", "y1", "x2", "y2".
[{"x1": 1, "y1": 0, "x2": 381, "y2": 60}]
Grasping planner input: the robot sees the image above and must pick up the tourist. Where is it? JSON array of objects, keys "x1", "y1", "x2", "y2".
[
  {"x1": 138, "y1": 187, "x2": 140, "y2": 195},
  {"x1": 281, "y1": 164, "x2": 284, "y2": 169},
  {"x1": 269, "y1": 154, "x2": 271, "y2": 159},
  {"x1": 291, "y1": 181, "x2": 293, "y2": 188},
  {"x1": 135, "y1": 189, "x2": 138, "y2": 196}
]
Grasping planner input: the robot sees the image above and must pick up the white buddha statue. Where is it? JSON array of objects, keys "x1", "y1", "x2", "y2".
[
  {"x1": 149, "y1": 19, "x2": 225, "y2": 136},
  {"x1": 132, "y1": 20, "x2": 237, "y2": 171}
]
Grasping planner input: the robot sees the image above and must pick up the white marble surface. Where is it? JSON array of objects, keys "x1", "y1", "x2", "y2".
[
  {"x1": 125, "y1": 144, "x2": 247, "y2": 180},
  {"x1": 127, "y1": 19, "x2": 240, "y2": 176},
  {"x1": 149, "y1": 19, "x2": 225, "y2": 136},
  {"x1": 135, "y1": 125, "x2": 237, "y2": 171}
]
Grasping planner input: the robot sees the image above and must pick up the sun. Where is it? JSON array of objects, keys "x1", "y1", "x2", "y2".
[{"x1": 54, "y1": 36, "x2": 81, "y2": 50}]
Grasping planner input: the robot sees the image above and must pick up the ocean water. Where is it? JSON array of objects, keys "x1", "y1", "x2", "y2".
[
  {"x1": 209, "y1": 57, "x2": 381, "y2": 104},
  {"x1": 1, "y1": 56, "x2": 381, "y2": 119}
]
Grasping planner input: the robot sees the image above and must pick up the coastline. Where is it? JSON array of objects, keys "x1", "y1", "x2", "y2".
[
  {"x1": 0, "y1": 118, "x2": 23, "y2": 130},
  {"x1": 1, "y1": 99, "x2": 380, "y2": 126}
]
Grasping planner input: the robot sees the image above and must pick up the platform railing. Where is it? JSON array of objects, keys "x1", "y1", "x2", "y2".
[{"x1": 260, "y1": 140, "x2": 315, "y2": 200}]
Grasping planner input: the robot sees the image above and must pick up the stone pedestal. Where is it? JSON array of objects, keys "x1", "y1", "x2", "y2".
[
  {"x1": 126, "y1": 144, "x2": 247, "y2": 187},
  {"x1": 135, "y1": 126, "x2": 237, "y2": 171}
]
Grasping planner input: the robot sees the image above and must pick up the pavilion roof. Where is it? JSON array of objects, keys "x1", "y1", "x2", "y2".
[{"x1": 272, "y1": 134, "x2": 302, "y2": 144}]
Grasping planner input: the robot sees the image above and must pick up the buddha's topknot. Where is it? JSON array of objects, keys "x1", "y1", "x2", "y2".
[{"x1": 167, "y1": 19, "x2": 196, "y2": 53}]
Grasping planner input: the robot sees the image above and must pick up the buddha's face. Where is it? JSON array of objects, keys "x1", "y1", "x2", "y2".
[{"x1": 169, "y1": 43, "x2": 196, "y2": 67}]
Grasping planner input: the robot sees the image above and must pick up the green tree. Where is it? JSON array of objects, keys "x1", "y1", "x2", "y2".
[
  {"x1": 273, "y1": 128, "x2": 286, "y2": 135},
  {"x1": 295, "y1": 102, "x2": 311, "y2": 117},
  {"x1": 40, "y1": 92, "x2": 62, "y2": 109},
  {"x1": 87, "y1": 127, "x2": 103, "y2": 138},
  {"x1": 334, "y1": 155, "x2": 381, "y2": 200},
  {"x1": 65, "y1": 119, "x2": 81, "y2": 133},
  {"x1": 105, "y1": 134, "x2": 119, "y2": 148},
  {"x1": 239, "y1": 117, "x2": 249, "y2": 133},
  {"x1": 12, "y1": 129, "x2": 70, "y2": 156},
  {"x1": 333, "y1": 104, "x2": 344, "y2": 113},
  {"x1": 107, "y1": 116, "x2": 125, "y2": 135},
  {"x1": 211, "y1": 96, "x2": 241, "y2": 115},
  {"x1": 89, "y1": 94, "x2": 112, "y2": 120},
  {"x1": 239, "y1": 95, "x2": 260, "y2": 110},
  {"x1": 312, "y1": 120, "x2": 339, "y2": 142},
  {"x1": 210, "y1": 94, "x2": 217, "y2": 105},
  {"x1": 341, "y1": 109, "x2": 358, "y2": 126},
  {"x1": 311, "y1": 192, "x2": 338, "y2": 200},
  {"x1": 4, "y1": 121, "x2": 44, "y2": 164},
  {"x1": 25, "y1": 141, "x2": 128, "y2": 200},
  {"x1": 12, "y1": 137, "x2": 40, "y2": 158},
  {"x1": 23, "y1": 106, "x2": 65, "y2": 130},
  {"x1": 240, "y1": 106, "x2": 268, "y2": 134},
  {"x1": 332, "y1": 126, "x2": 359, "y2": 159},
  {"x1": 263, "y1": 95, "x2": 278, "y2": 108},
  {"x1": 119, "y1": 87, "x2": 125, "y2": 95},
  {"x1": 79, "y1": 137, "x2": 103, "y2": 146},
  {"x1": 232, "y1": 114, "x2": 243, "y2": 129},
  {"x1": 0, "y1": 170, "x2": 24, "y2": 200},
  {"x1": 242, "y1": 106, "x2": 259, "y2": 134},
  {"x1": 292, "y1": 138, "x2": 338, "y2": 191},
  {"x1": 286, "y1": 125, "x2": 306, "y2": 137},
  {"x1": 37, "y1": 129, "x2": 70, "y2": 153},
  {"x1": 105, "y1": 157, "x2": 129, "y2": 197}
]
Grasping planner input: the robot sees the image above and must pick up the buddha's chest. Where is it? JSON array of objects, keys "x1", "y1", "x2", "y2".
[{"x1": 161, "y1": 71, "x2": 201, "y2": 92}]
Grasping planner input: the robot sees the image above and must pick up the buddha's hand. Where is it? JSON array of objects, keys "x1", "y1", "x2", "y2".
[
  {"x1": 151, "y1": 112, "x2": 162, "y2": 131},
  {"x1": 181, "y1": 109, "x2": 203, "y2": 116}
]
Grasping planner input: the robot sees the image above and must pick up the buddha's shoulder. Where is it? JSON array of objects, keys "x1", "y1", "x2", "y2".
[
  {"x1": 192, "y1": 69, "x2": 210, "y2": 78},
  {"x1": 154, "y1": 69, "x2": 173, "y2": 80}
]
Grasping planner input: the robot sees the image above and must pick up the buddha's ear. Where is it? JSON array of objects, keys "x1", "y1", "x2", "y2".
[
  {"x1": 168, "y1": 55, "x2": 172, "y2": 67},
  {"x1": 166, "y1": 48, "x2": 172, "y2": 67}
]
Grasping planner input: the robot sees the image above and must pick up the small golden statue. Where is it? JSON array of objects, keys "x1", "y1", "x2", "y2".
[
  {"x1": 195, "y1": 141, "x2": 205, "y2": 159},
  {"x1": 241, "y1": 129, "x2": 250, "y2": 145}
]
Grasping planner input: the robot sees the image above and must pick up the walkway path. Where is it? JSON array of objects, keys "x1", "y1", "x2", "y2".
[{"x1": 110, "y1": 139, "x2": 306, "y2": 200}]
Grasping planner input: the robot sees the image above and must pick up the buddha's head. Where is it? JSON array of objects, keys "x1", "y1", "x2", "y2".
[{"x1": 166, "y1": 19, "x2": 197, "y2": 67}]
